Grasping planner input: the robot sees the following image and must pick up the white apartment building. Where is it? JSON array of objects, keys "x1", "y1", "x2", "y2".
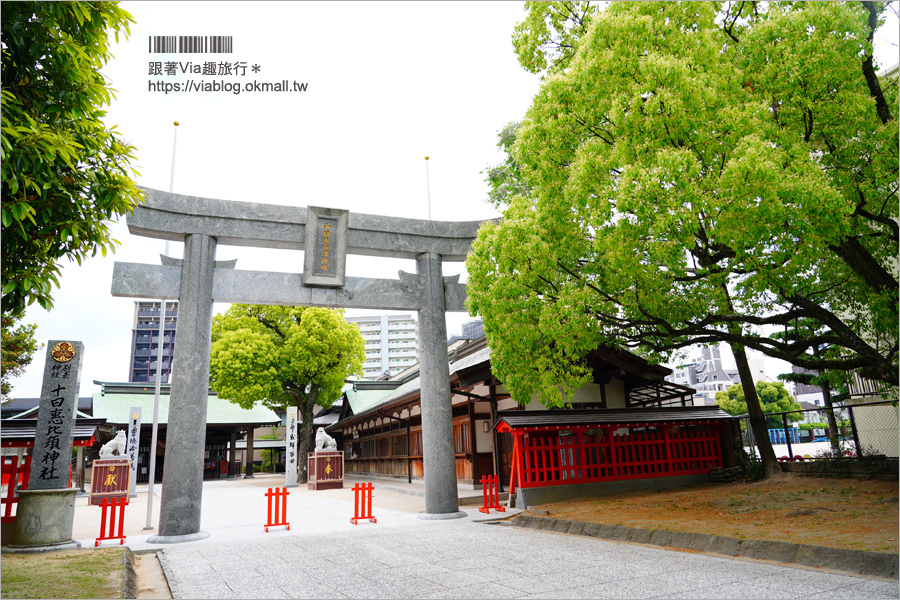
[
  {"x1": 345, "y1": 314, "x2": 419, "y2": 379},
  {"x1": 667, "y1": 345, "x2": 771, "y2": 405}
]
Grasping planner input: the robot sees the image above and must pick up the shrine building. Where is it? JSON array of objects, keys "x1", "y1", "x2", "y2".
[{"x1": 327, "y1": 336, "x2": 740, "y2": 505}]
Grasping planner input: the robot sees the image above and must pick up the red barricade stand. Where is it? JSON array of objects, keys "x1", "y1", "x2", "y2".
[
  {"x1": 1, "y1": 455, "x2": 31, "y2": 525},
  {"x1": 95, "y1": 497, "x2": 128, "y2": 547},
  {"x1": 351, "y1": 482, "x2": 377, "y2": 524},
  {"x1": 265, "y1": 487, "x2": 290, "y2": 532},
  {"x1": 479, "y1": 474, "x2": 506, "y2": 514}
]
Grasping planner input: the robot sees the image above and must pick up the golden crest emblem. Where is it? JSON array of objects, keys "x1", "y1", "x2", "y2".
[{"x1": 51, "y1": 342, "x2": 76, "y2": 362}]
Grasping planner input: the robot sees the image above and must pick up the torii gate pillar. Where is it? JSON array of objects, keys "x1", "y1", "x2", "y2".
[
  {"x1": 152, "y1": 234, "x2": 216, "y2": 541},
  {"x1": 417, "y1": 252, "x2": 466, "y2": 518}
]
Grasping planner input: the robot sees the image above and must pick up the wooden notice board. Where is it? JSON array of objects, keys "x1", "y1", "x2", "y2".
[
  {"x1": 308, "y1": 451, "x2": 343, "y2": 490},
  {"x1": 89, "y1": 458, "x2": 130, "y2": 506}
]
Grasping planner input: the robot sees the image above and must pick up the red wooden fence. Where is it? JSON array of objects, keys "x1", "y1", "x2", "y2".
[
  {"x1": 95, "y1": 497, "x2": 128, "y2": 547},
  {"x1": 479, "y1": 475, "x2": 505, "y2": 514},
  {"x1": 351, "y1": 482, "x2": 377, "y2": 524},
  {"x1": 1, "y1": 456, "x2": 31, "y2": 524},
  {"x1": 264, "y1": 487, "x2": 290, "y2": 532},
  {"x1": 518, "y1": 426, "x2": 722, "y2": 489}
]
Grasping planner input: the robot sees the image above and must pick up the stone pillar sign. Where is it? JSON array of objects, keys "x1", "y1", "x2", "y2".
[
  {"x1": 9, "y1": 340, "x2": 84, "y2": 551},
  {"x1": 29, "y1": 341, "x2": 83, "y2": 490},
  {"x1": 285, "y1": 407, "x2": 298, "y2": 487}
]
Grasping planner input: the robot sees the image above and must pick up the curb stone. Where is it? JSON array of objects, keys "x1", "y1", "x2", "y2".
[
  {"x1": 510, "y1": 515, "x2": 898, "y2": 580},
  {"x1": 711, "y1": 535, "x2": 742, "y2": 557},
  {"x1": 123, "y1": 547, "x2": 137, "y2": 599},
  {"x1": 690, "y1": 533, "x2": 716, "y2": 553},
  {"x1": 630, "y1": 528, "x2": 652, "y2": 544},
  {"x1": 156, "y1": 549, "x2": 182, "y2": 599},
  {"x1": 648, "y1": 529, "x2": 674, "y2": 547},
  {"x1": 567, "y1": 521, "x2": 586, "y2": 536},
  {"x1": 671, "y1": 531, "x2": 694, "y2": 550}
]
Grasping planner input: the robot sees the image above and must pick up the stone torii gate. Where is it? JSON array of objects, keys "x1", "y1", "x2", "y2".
[{"x1": 112, "y1": 187, "x2": 483, "y2": 541}]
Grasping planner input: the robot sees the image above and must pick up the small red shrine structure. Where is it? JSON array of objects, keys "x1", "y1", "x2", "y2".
[
  {"x1": 495, "y1": 406, "x2": 739, "y2": 506},
  {"x1": 1, "y1": 419, "x2": 101, "y2": 535}
]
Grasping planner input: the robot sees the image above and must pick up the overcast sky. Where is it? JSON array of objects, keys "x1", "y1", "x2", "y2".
[{"x1": 10, "y1": 2, "x2": 899, "y2": 398}]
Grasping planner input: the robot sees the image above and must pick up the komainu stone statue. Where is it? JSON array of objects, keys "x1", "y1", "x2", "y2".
[
  {"x1": 314, "y1": 427, "x2": 337, "y2": 452},
  {"x1": 98, "y1": 430, "x2": 127, "y2": 458}
]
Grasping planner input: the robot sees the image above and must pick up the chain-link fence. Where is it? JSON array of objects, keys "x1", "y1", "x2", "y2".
[{"x1": 739, "y1": 400, "x2": 898, "y2": 461}]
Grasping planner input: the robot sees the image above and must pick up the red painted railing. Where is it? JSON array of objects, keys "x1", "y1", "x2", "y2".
[
  {"x1": 1, "y1": 456, "x2": 31, "y2": 524},
  {"x1": 264, "y1": 487, "x2": 290, "y2": 532},
  {"x1": 479, "y1": 475, "x2": 506, "y2": 514},
  {"x1": 95, "y1": 497, "x2": 128, "y2": 546},
  {"x1": 518, "y1": 426, "x2": 722, "y2": 489},
  {"x1": 351, "y1": 482, "x2": 377, "y2": 524}
]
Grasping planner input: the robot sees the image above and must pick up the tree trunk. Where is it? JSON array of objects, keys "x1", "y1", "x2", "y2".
[
  {"x1": 822, "y1": 385, "x2": 841, "y2": 454},
  {"x1": 728, "y1": 342, "x2": 781, "y2": 478}
]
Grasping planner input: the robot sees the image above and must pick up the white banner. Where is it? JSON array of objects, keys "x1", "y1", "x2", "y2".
[
  {"x1": 126, "y1": 407, "x2": 142, "y2": 495},
  {"x1": 285, "y1": 407, "x2": 298, "y2": 487}
]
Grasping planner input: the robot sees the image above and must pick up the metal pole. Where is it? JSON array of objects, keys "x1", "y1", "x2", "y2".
[
  {"x1": 782, "y1": 413, "x2": 793, "y2": 462},
  {"x1": 145, "y1": 121, "x2": 179, "y2": 530},
  {"x1": 144, "y1": 299, "x2": 166, "y2": 529},
  {"x1": 847, "y1": 406, "x2": 863, "y2": 457},
  {"x1": 424, "y1": 156, "x2": 432, "y2": 220}
]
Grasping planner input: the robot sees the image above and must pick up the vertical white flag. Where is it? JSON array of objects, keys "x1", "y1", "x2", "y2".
[
  {"x1": 285, "y1": 407, "x2": 298, "y2": 487},
  {"x1": 127, "y1": 407, "x2": 142, "y2": 496}
]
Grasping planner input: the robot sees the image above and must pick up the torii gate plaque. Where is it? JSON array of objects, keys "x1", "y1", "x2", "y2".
[{"x1": 112, "y1": 188, "x2": 482, "y2": 541}]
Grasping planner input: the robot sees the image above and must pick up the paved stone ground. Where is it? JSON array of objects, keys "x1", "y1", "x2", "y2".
[
  {"x1": 157, "y1": 521, "x2": 899, "y2": 600},
  {"x1": 68, "y1": 474, "x2": 897, "y2": 599}
]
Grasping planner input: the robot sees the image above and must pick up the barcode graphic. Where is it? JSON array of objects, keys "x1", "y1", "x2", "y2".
[{"x1": 149, "y1": 36, "x2": 233, "y2": 53}]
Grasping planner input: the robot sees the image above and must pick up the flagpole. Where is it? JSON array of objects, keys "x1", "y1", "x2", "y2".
[
  {"x1": 145, "y1": 121, "x2": 179, "y2": 530},
  {"x1": 424, "y1": 156, "x2": 432, "y2": 220}
]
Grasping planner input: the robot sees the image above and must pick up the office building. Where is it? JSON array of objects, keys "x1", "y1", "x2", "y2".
[
  {"x1": 128, "y1": 300, "x2": 178, "y2": 383},
  {"x1": 345, "y1": 314, "x2": 418, "y2": 379}
]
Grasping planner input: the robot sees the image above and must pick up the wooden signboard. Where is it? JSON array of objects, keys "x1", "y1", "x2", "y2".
[
  {"x1": 308, "y1": 451, "x2": 343, "y2": 490},
  {"x1": 89, "y1": 458, "x2": 131, "y2": 506}
]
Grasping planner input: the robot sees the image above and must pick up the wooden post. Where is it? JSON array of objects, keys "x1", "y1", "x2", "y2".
[
  {"x1": 245, "y1": 428, "x2": 255, "y2": 478},
  {"x1": 467, "y1": 397, "x2": 477, "y2": 481},
  {"x1": 406, "y1": 417, "x2": 412, "y2": 484},
  {"x1": 229, "y1": 430, "x2": 238, "y2": 478}
]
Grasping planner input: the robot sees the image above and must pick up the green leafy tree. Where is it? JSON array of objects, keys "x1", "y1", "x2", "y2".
[
  {"x1": 467, "y1": 1, "x2": 897, "y2": 477},
  {"x1": 1, "y1": 1, "x2": 142, "y2": 315},
  {"x1": 209, "y1": 305, "x2": 365, "y2": 483},
  {"x1": 1, "y1": 314, "x2": 41, "y2": 402},
  {"x1": 716, "y1": 381, "x2": 803, "y2": 430},
  {"x1": 512, "y1": 1, "x2": 600, "y2": 76}
]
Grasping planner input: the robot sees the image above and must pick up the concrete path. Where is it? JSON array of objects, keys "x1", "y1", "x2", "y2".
[{"x1": 72, "y1": 474, "x2": 898, "y2": 599}]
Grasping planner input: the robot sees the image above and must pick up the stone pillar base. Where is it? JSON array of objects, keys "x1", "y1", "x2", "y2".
[
  {"x1": 9, "y1": 488, "x2": 79, "y2": 548},
  {"x1": 3, "y1": 540, "x2": 82, "y2": 553},
  {"x1": 417, "y1": 511, "x2": 468, "y2": 521},
  {"x1": 147, "y1": 531, "x2": 210, "y2": 544}
]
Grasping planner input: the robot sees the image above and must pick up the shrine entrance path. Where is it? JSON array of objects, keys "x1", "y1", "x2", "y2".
[
  {"x1": 69, "y1": 473, "x2": 506, "y2": 551},
  {"x1": 63, "y1": 474, "x2": 898, "y2": 599}
]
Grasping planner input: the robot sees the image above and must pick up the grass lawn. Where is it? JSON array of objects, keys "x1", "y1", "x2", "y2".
[{"x1": 1, "y1": 547, "x2": 124, "y2": 599}]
